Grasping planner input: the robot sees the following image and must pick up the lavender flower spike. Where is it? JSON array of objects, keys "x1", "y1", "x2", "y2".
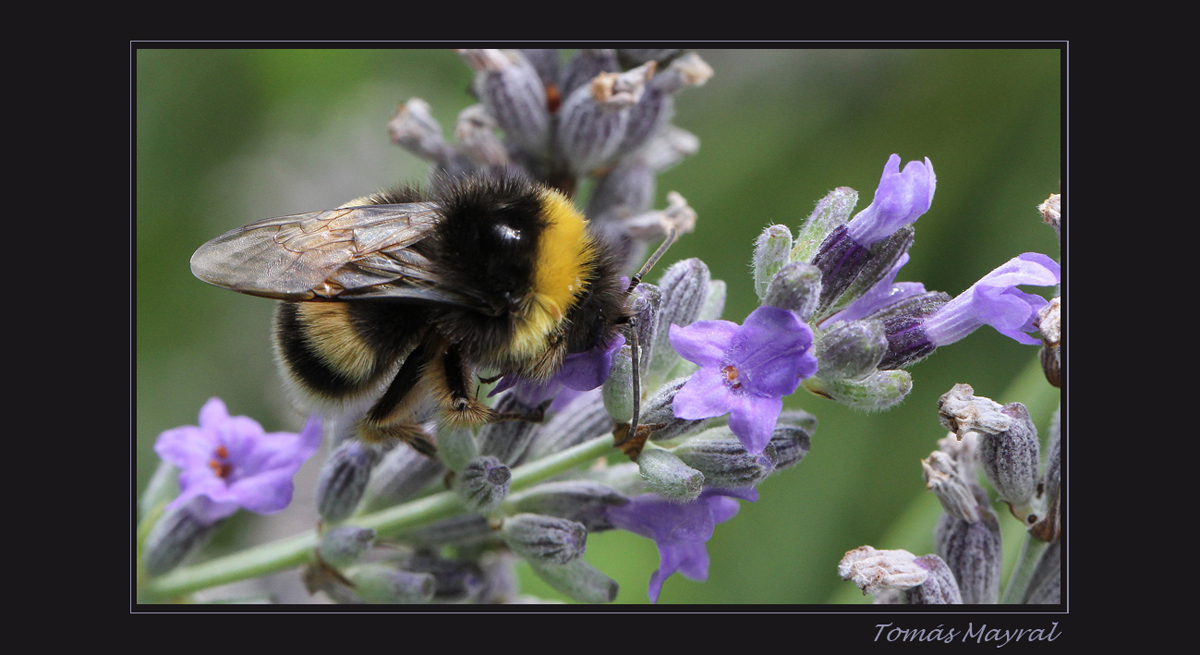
[
  {"x1": 923, "y1": 253, "x2": 1061, "y2": 346},
  {"x1": 154, "y1": 398, "x2": 322, "y2": 524},
  {"x1": 845, "y1": 154, "x2": 936, "y2": 247},
  {"x1": 670, "y1": 306, "x2": 818, "y2": 455}
]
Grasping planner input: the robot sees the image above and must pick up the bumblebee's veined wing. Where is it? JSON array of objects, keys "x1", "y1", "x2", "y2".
[{"x1": 191, "y1": 203, "x2": 472, "y2": 306}]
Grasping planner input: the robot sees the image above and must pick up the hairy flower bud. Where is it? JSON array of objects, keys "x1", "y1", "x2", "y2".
[
  {"x1": 456, "y1": 456, "x2": 511, "y2": 513},
  {"x1": 316, "y1": 440, "x2": 382, "y2": 523},
  {"x1": 636, "y1": 448, "x2": 704, "y2": 501},
  {"x1": 502, "y1": 514, "x2": 589, "y2": 565}
]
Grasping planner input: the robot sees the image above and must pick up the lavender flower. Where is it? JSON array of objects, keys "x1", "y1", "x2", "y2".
[
  {"x1": 921, "y1": 253, "x2": 1061, "y2": 346},
  {"x1": 607, "y1": 488, "x2": 754, "y2": 603},
  {"x1": 845, "y1": 154, "x2": 936, "y2": 247},
  {"x1": 154, "y1": 398, "x2": 321, "y2": 524},
  {"x1": 670, "y1": 306, "x2": 818, "y2": 455}
]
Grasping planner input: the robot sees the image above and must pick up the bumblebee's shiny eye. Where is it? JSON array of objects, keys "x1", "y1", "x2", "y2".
[{"x1": 493, "y1": 223, "x2": 522, "y2": 242}]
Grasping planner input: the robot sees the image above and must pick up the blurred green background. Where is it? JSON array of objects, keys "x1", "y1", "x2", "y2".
[{"x1": 135, "y1": 48, "x2": 1061, "y2": 604}]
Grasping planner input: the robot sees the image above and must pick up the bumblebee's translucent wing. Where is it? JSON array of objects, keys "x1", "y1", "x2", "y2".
[{"x1": 191, "y1": 203, "x2": 473, "y2": 306}]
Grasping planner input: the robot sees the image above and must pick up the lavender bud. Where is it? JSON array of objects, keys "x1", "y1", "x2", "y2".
[
  {"x1": 317, "y1": 526, "x2": 376, "y2": 568},
  {"x1": 792, "y1": 187, "x2": 858, "y2": 263},
  {"x1": 519, "y1": 49, "x2": 560, "y2": 86},
  {"x1": 769, "y1": 424, "x2": 812, "y2": 470},
  {"x1": 344, "y1": 563, "x2": 435, "y2": 604},
  {"x1": 404, "y1": 514, "x2": 492, "y2": 547},
  {"x1": 528, "y1": 557, "x2": 619, "y2": 603},
  {"x1": 142, "y1": 501, "x2": 217, "y2": 576},
  {"x1": 636, "y1": 448, "x2": 704, "y2": 501},
  {"x1": 922, "y1": 451, "x2": 979, "y2": 522},
  {"x1": 559, "y1": 49, "x2": 618, "y2": 100},
  {"x1": 460, "y1": 49, "x2": 551, "y2": 157},
  {"x1": 902, "y1": 555, "x2": 963, "y2": 604},
  {"x1": 508, "y1": 479, "x2": 629, "y2": 532},
  {"x1": 804, "y1": 368, "x2": 912, "y2": 412},
  {"x1": 978, "y1": 402, "x2": 1040, "y2": 516},
  {"x1": 670, "y1": 426, "x2": 777, "y2": 489},
  {"x1": 653, "y1": 259, "x2": 711, "y2": 375},
  {"x1": 316, "y1": 440, "x2": 382, "y2": 523},
  {"x1": 763, "y1": 261, "x2": 823, "y2": 321},
  {"x1": 557, "y1": 63, "x2": 654, "y2": 174},
  {"x1": 618, "y1": 53, "x2": 711, "y2": 156},
  {"x1": 454, "y1": 104, "x2": 508, "y2": 169},
  {"x1": 933, "y1": 483, "x2": 1002, "y2": 604},
  {"x1": 477, "y1": 394, "x2": 541, "y2": 467},
  {"x1": 1031, "y1": 408, "x2": 1061, "y2": 542},
  {"x1": 437, "y1": 425, "x2": 478, "y2": 473},
  {"x1": 456, "y1": 456, "x2": 511, "y2": 513},
  {"x1": 388, "y1": 98, "x2": 452, "y2": 165},
  {"x1": 360, "y1": 442, "x2": 445, "y2": 513},
  {"x1": 753, "y1": 225, "x2": 794, "y2": 301},
  {"x1": 502, "y1": 513, "x2": 589, "y2": 565},
  {"x1": 525, "y1": 391, "x2": 613, "y2": 461},
  {"x1": 602, "y1": 342, "x2": 636, "y2": 424},
  {"x1": 814, "y1": 319, "x2": 887, "y2": 380}
]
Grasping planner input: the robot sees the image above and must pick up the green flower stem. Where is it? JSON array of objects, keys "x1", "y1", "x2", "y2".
[
  {"x1": 140, "y1": 432, "x2": 618, "y2": 602},
  {"x1": 1000, "y1": 532, "x2": 1049, "y2": 604}
]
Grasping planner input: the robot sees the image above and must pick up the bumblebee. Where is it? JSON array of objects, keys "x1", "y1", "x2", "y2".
[{"x1": 190, "y1": 176, "x2": 645, "y2": 455}]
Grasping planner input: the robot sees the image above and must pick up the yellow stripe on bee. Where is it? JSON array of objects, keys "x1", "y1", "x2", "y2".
[
  {"x1": 297, "y1": 303, "x2": 377, "y2": 382},
  {"x1": 509, "y1": 189, "x2": 595, "y2": 360}
]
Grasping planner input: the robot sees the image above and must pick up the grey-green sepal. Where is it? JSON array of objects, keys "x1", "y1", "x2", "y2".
[
  {"x1": 793, "y1": 186, "x2": 858, "y2": 263},
  {"x1": 507, "y1": 479, "x2": 630, "y2": 531},
  {"x1": 637, "y1": 448, "x2": 704, "y2": 501},
  {"x1": 804, "y1": 369, "x2": 911, "y2": 412},
  {"x1": 814, "y1": 319, "x2": 887, "y2": 380},
  {"x1": 317, "y1": 526, "x2": 377, "y2": 568},
  {"x1": 525, "y1": 391, "x2": 613, "y2": 461},
  {"x1": 141, "y1": 501, "x2": 217, "y2": 576},
  {"x1": 763, "y1": 262, "x2": 823, "y2": 321},
  {"x1": 316, "y1": 440, "x2": 381, "y2": 523},
  {"x1": 822, "y1": 225, "x2": 914, "y2": 320},
  {"x1": 359, "y1": 444, "x2": 445, "y2": 514},
  {"x1": 935, "y1": 496, "x2": 1002, "y2": 604},
  {"x1": 602, "y1": 344, "x2": 635, "y2": 424},
  {"x1": 903, "y1": 555, "x2": 964, "y2": 605},
  {"x1": 460, "y1": 49, "x2": 551, "y2": 157},
  {"x1": 1023, "y1": 541, "x2": 1061, "y2": 603},
  {"x1": 753, "y1": 224, "x2": 793, "y2": 301},
  {"x1": 528, "y1": 557, "x2": 619, "y2": 603},
  {"x1": 502, "y1": 513, "x2": 588, "y2": 565},
  {"x1": 437, "y1": 425, "x2": 478, "y2": 473},
  {"x1": 343, "y1": 563, "x2": 435, "y2": 604},
  {"x1": 457, "y1": 455, "x2": 512, "y2": 513},
  {"x1": 669, "y1": 426, "x2": 776, "y2": 489}
]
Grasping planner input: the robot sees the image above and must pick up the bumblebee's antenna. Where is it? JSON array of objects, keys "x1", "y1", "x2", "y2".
[{"x1": 626, "y1": 226, "x2": 678, "y2": 293}]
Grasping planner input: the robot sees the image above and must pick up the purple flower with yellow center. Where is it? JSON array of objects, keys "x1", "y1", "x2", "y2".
[
  {"x1": 154, "y1": 398, "x2": 322, "y2": 524},
  {"x1": 669, "y1": 306, "x2": 818, "y2": 455},
  {"x1": 607, "y1": 487, "x2": 755, "y2": 603},
  {"x1": 879, "y1": 253, "x2": 1061, "y2": 369}
]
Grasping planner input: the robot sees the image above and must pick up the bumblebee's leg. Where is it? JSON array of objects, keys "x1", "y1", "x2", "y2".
[
  {"x1": 360, "y1": 338, "x2": 438, "y2": 456},
  {"x1": 436, "y1": 344, "x2": 496, "y2": 427}
]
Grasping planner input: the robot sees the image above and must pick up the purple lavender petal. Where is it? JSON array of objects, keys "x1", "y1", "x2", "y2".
[{"x1": 845, "y1": 155, "x2": 937, "y2": 246}]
